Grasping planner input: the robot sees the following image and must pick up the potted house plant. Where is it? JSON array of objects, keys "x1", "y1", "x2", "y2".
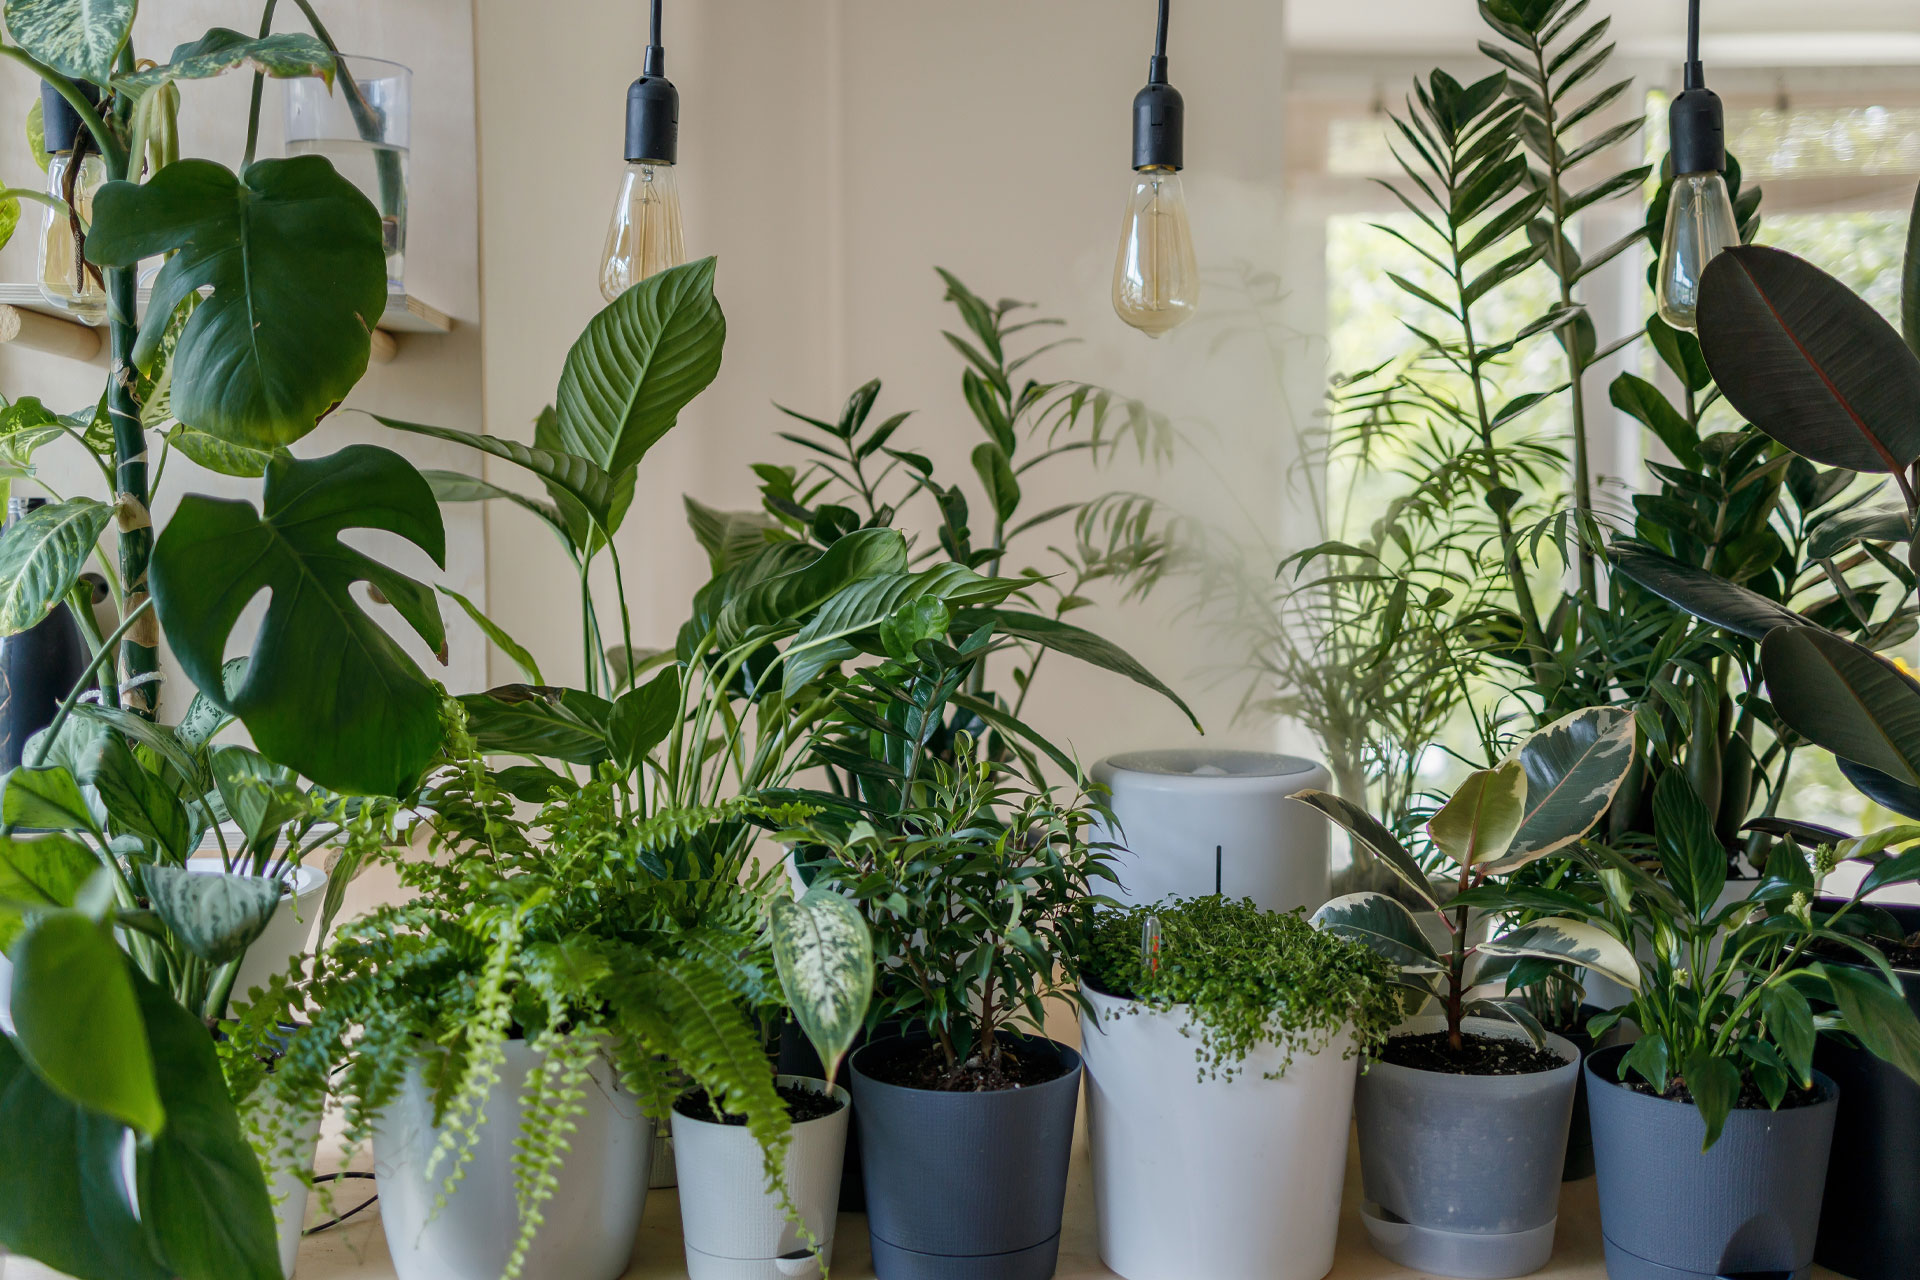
[
  {"x1": 670, "y1": 885, "x2": 873, "y2": 1280},
  {"x1": 1076, "y1": 895, "x2": 1399, "y2": 1280},
  {"x1": 1305, "y1": 706, "x2": 1642, "y2": 1279},
  {"x1": 780, "y1": 737, "x2": 1110, "y2": 1280}
]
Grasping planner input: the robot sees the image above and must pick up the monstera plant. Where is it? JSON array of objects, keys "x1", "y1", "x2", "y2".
[{"x1": 0, "y1": 4, "x2": 452, "y2": 1278}]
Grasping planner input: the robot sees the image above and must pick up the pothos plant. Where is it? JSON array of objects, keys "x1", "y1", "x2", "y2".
[
  {"x1": 1304, "y1": 706, "x2": 1643, "y2": 1050},
  {"x1": 247, "y1": 700, "x2": 874, "y2": 1279}
]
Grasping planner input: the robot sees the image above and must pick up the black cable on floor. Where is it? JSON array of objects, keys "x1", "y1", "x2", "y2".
[{"x1": 303, "y1": 1171, "x2": 378, "y2": 1236}]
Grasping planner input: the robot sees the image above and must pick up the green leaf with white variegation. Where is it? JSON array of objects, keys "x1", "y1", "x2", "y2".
[
  {"x1": 1311, "y1": 891, "x2": 1444, "y2": 974},
  {"x1": 178, "y1": 658, "x2": 246, "y2": 750},
  {"x1": 1478, "y1": 916, "x2": 1641, "y2": 990},
  {"x1": 138, "y1": 864, "x2": 282, "y2": 966},
  {"x1": 1489, "y1": 706, "x2": 1635, "y2": 873},
  {"x1": 3, "y1": 0, "x2": 134, "y2": 81},
  {"x1": 1461, "y1": 997, "x2": 1548, "y2": 1047},
  {"x1": 164, "y1": 425, "x2": 272, "y2": 479},
  {"x1": 116, "y1": 28, "x2": 333, "y2": 88},
  {"x1": 1428, "y1": 760, "x2": 1527, "y2": 868},
  {"x1": 0, "y1": 832, "x2": 96, "y2": 951},
  {"x1": 1, "y1": 765, "x2": 102, "y2": 834},
  {"x1": 771, "y1": 888, "x2": 874, "y2": 1087},
  {"x1": 1289, "y1": 789, "x2": 1441, "y2": 909},
  {"x1": 0, "y1": 497, "x2": 109, "y2": 635}
]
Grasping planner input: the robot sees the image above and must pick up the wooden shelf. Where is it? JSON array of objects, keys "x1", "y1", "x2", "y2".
[{"x1": 0, "y1": 286, "x2": 452, "y2": 365}]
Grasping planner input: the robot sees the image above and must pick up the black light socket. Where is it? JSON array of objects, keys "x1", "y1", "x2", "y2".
[
  {"x1": 1669, "y1": 80, "x2": 1725, "y2": 176},
  {"x1": 624, "y1": 45, "x2": 678, "y2": 165},
  {"x1": 39, "y1": 80, "x2": 99, "y2": 155},
  {"x1": 1132, "y1": 66, "x2": 1184, "y2": 171}
]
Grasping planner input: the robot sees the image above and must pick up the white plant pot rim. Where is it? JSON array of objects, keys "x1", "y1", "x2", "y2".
[
  {"x1": 670, "y1": 1074, "x2": 851, "y2": 1129},
  {"x1": 185, "y1": 859, "x2": 327, "y2": 896}
]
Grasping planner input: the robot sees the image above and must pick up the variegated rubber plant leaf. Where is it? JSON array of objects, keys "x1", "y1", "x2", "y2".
[
  {"x1": 1478, "y1": 916, "x2": 1642, "y2": 991},
  {"x1": 1427, "y1": 759, "x2": 1528, "y2": 870},
  {"x1": 1488, "y1": 706, "x2": 1636, "y2": 874},
  {"x1": 771, "y1": 887, "x2": 874, "y2": 1087}
]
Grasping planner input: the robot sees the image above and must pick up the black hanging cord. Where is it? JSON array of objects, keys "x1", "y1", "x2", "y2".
[
  {"x1": 651, "y1": 0, "x2": 663, "y2": 47},
  {"x1": 1133, "y1": 0, "x2": 1183, "y2": 168},
  {"x1": 1684, "y1": 0, "x2": 1703, "y2": 89},
  {"x1": 301, "y1": 1172, "x2": 377, "y2": 1237},
  {"x1": 1149, "y1": 0, "x2": 1170, "y2": 84},
  {"x1": 644, "y1": 0, "x2": 666, "y2": 77}
]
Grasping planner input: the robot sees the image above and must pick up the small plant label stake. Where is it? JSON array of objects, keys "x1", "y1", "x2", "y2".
[{"x1": 1141, "y1": 913, "x2": 1163, "y2": 975}]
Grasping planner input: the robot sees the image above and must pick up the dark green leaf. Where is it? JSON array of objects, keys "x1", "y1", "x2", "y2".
[
  {"x1": 1653, "y1": 770, "x2": 1725, "y2": 920},
  {"x1": 1683, "y1": 1050, "x2": 1742, "y2": 1149},
  {"x1": 1763, "y1": 627, "x2": 1920, "y2": 790},
  {"x1": 955, "y1": 609, "x2": 1200, "y2": 731},
  {"x1": 1812, "y1": 961, "x2": 1920, "y2": 1087},
  {"x1": 970, "y1": 442, "x2": 1020, "y2": 524},
  {"x1": 375, "y1": 415, "x2": 621, "y2": 543},
  {"x1": 438, "y1": 585, "x2": 542, "y2": 685},
  {"x1": 459, "y1": 685, "x2": 612, "y2": 766},
  {"x1": 1610, "y1": 374, "x2": 1701, "y2": 470},
  {"x1": 608, "y1": 668, "x2": 680, "y2": 775},
  {"x1": 1608, "y1": 543, "x2": 1804, "y2": 640}
]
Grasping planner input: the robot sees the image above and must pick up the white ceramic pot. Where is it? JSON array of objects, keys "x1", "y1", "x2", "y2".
[
  {"x1": 243, "y1": 1085, "x2": 324, "y2": 1279},
  {"x1": 184, "y1": 861, "x2": 329, "y2": 1003},
  {"x1": 372, "y1": 1038, "x2": 653, "y2": 1280},
  {"x1": 1091, "y1": 751, "x2": 1333, "y2": 913},
  {"x1": 1080, "y1": 986, "x2": 1359, "y2": 1280},
  {"x1": 671, "y1": 1074, "x2": 850, "y2": 1280}
]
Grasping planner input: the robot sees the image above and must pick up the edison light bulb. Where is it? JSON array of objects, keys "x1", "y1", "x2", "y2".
[
  {"x1": 598, "y1": 161, "x2": 684, "y2": 302},
  {"x1": 1656, "y1": 170, "x2": 1738, "y2": 331},
  {"x1": 1113, "y1": 167, "x2": 1198, "y2": 337}
]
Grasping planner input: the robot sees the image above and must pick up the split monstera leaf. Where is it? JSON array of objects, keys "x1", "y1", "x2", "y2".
[{"x1": 1304, "y1": 706, "x2": 1641, "y2": 1046}]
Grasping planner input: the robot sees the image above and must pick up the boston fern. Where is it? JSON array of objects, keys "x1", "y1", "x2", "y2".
[{"x1": 1079, "y1": 897, "x2": 1401, "y2": 1082}]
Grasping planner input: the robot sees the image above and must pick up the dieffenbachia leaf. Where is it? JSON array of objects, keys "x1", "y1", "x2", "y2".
[
  {"x1": 3, "y1": 0, "x2": 133, "y2": 81},
  {"x1": 138, "y1": 865, "x2": 281, "y2": 967},
  {"x1": 116, "y1": 28, "x2": 334, "y2": 88},
  {"x1": 0, "y1": 497, "x2": 110, "y2": 635},
  {"x1": 771, "y1": 887, "x2": 874, "y2": 1087}
]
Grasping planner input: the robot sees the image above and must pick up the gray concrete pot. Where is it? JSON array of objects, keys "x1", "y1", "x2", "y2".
[
  {"x1": 1354, "y1": 1016, "x2": 1579, "y2": 1279},
  {"x1": 1587, "y1": 1044, "x2": 1838, "y2": 1280},
  {"x1": 849, "y1": 1034, "x2": 1081, "y2": 1280}
]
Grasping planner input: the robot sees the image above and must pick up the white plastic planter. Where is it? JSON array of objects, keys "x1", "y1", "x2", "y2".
[
  {"x1": 184, "y1": 861, "x2": 329, "y2": 1002},
  {"x1": 1080, "y1": 986, "x2": 1359, "y2": 1280},
  {"x1": 671, "y1": 1074, "x2": 850, "y2": 1280},
  {"x1": 372, "y1": 1038, "x2": 653, "y2": 1280}
]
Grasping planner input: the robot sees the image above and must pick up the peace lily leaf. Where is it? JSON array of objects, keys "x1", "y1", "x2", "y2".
[
  {"x1": 1697, "y1": 245, "x2": 1920, "y2": 474},
  {"x1": 1608, "y1": 543, "x2": 1804, "y2": 641},
  {"x1": 138, "y1": 865, "x2": 281, "y2": 966},
  {"x1": 684, "y1": 495, "x2": 783, "y2": 575},
  {"x1": 1762, "y1": 626, "x2": 1920, "y2": 790},
  {"x1": 375, "y1": 416, "x2": 620, "y2": 539},
  {"x1": 771, "y1": 887, "x2": 874, "y2": 1086},
  {"x1": 0, "y1": 496, "x2": 109, "y2": 635},
  {"x1": 1682, "y1": 1050, "x2": 1743, "y2": 1150},
  {"x1": 86, "y1": 158, "x2": 386, "y2": 449},
  {"x1": 3, "y1": 0, "x2": 133, "y2": 81},
  {"x1": 149, "y1": 445, "x2": 448, "y2": 797},
  {"x1": 1653, "y1": 770, "x2": 1726, "y2": 921},
  {"x1": 778, "y1": 563, "x2": 1027, "y2": 696},
  {"x1": 2, "y1": 764, "x2": 102, "y2": 834},
  {"x1": 421, "y1": 470, "x2": 567, "y2": 541},
  {"x1": 554, "y1": 256, "x2": 726, "y2": 476},
  {"x1": 1428, "y1": 760, "x2": 1527, "y2": 868},
  {"x1": 9, "y1": 911, "x2": 162, "y2": 1135},
  {"x1": 1289, "y1": 789, "x2": 1440, "y2": 909},
  {"x1": 208, "y1": 746, "x2": 302, "y2": 852},
  {"x1": 0, "y1": 832, "x2": 96, "y2": 951},
  {"x1": 608, "y1": 668, "x2": 680, "y2": 775},
  {"x1": 130, "y1": 967, "x2": 282, "y2": 1280},
  {"x1": 1492, "y1": 706, "x2": 1636, "y2": 872},
  {"x1": 719, "y1": 528, "x2": 909, "y2": 650},
  {"x1": 438, "y1": 585, "x2": 543, "y2": 685},
  {"x1": 1811, "y1": 961, "x2": 1920, "y2": 1087},
  {"x1": 118, "y1": 29, "x2": 334, "y2": 88},
  {"x1": 0, "y1": 1033, "x2": 166, "y2": 1280},
  {"x1": 956, "y1": 609, "x2": 1201, "y2": 731},
  {"x1": 535, "y1": 405, "x2": 635, "y2": 550},
  {"x1": 1478, "y1": 917, "x2": 1641, "y2": 990},
  {"x1": 1310, "y1": 891, "x2": 1443, "y2": 973},
  {"x1": 460, "y1": 685, "x2": 612, "y2": 766}
]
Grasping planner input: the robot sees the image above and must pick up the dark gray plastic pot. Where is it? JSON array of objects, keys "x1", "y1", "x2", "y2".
[
  {"x1": 849, "y1": 1034, "x2": 1081, "y2": 1280},
  {"x1": 1354, "y1": 1016, "x2": 1580, "y2": 1279},
  {"x1": 1587, "y1": 1044, "x2": 1838, "y2": 1280}
]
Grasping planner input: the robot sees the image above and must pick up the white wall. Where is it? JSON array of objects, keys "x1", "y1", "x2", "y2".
[
  {"x1": 473, "y1": 0, "x2": 1306, "y2": 765},
  {"x1": 0, "y1": 0, "x2": 488, "y2": 720}
]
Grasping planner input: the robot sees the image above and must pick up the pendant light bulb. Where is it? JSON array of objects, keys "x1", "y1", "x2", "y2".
[
  {"x1": 600, "y1": 5, "x2": 684, "y2": 302},
  {"x1": 1113, "y1": 0, "x2": 1197, "y2": 337},
  {"x1": 1654, "y1": 0, "x2": 1735, "y2": 331}
]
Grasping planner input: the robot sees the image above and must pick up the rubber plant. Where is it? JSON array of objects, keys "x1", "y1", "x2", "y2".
[{"x1": 0, "y1": 5, "x2": 467, "y2": 1277}]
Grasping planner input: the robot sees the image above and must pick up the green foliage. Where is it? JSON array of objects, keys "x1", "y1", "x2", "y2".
[
  {"x1": 118, "y1": 29, "x2": 335, "y2": 89},
  {"x1": 771, "y1": 887, "x2": 874, "y2": 1086},
  {"x1": 4, "y1": 0, "x2": 134, "y2": 81},
  {"x1": 0, "y1": 497, "x2": 111, "y2": 635},
  {"x1": 1080, "y1": 896, "x2": 1400, "y2": 1081}
]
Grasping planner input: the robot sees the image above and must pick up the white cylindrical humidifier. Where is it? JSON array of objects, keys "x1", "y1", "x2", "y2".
[{"x1": 1090, "y1": 750, "x2": 1333, "y2": 913}]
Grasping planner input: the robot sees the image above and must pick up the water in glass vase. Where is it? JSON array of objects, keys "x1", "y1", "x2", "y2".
[{"x1": 288, "y1": 137, "x2": 410, "y2": 286}]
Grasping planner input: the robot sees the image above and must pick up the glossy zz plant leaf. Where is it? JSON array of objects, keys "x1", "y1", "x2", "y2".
[
  {"x1": 1696, "y1": 245, "x2": 1920, "y2": 474},
  {"x1": 1762, "y1": 626, "x2": 1920, "y2": 790},
  {"x1": 8, "y1": 911, "x2": 162, "y2": 1136},
  {"x1": 137, "y1": 865, "x2": 280, "y2": 966},
  {"x1": 1808, "y1": 504, "x2": 1913, "y2": 561},
  {"x1": 0, "y1": 497, "x2": 109, "y2": 636},
  {"x1": 1608, "y1": 543, "x2": 1805, "y2": 641},
  {"x1": 3, "y1": 0, "x2": 132, "y2": 81},
  {"x1": 1492, "y1": 706, "x2": 1636, "y2": 872},
  {"x1": 1310, "y1": 892, "x2": 1443, "y2": 973},
  {"x1": 771, "y1": 888, "x2": 874, "y2": 1087},
  {"x1": 1478, "y1": 917, "x2": 1641, "y2": 990},
  {"x1": 149, "y1": 446, "x2": 447, "y2": 797},
  {"x1": 1290, "y1": 790, "x2": 1440, "y2": 909},
  {"x1": 117, "y1": 28, "x2": 333, "y2": 88},
  {"x1": 554, "y1": 256, "x2": 726, "y2": 476},
  {"x1": 1428, "y1": 760, "x2": 1527, "y2": 869},
  {"x1": 85, "y1": 159, "x2": 387, "y2": 450}
]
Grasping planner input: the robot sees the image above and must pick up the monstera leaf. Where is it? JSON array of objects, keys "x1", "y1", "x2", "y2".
[
  {"x1": 554, "y1": 256, "x2": 726, "y2": 475},
  {"x1": 3, "y1": 0, "x2": 133, "y2": 81},
  {"x1": 117, "y1": 28, "x2": 333, "y2": 88},
  {"x1": 149, "y1": 446, "x2": 447, "y2": 796},
  {"x1": 1697, "y1": 245, "x2": 1920, "y2": 474},
  {"x1": 85, "y1": 158, "x2": 387, "y2": 449}
]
